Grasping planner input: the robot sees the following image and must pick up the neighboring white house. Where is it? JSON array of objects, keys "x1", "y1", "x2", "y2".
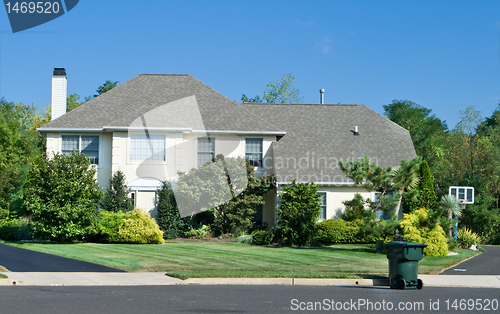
[{"x1": 38, "y1": 68, "x2": 416, "y2": 228}]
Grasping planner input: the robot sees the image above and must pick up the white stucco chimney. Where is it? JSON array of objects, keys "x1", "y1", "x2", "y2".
[{"x1": 51, "y1": 68, "x2": 67, "y2": 121}]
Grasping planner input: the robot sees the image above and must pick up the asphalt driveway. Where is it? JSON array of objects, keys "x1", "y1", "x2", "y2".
[
  {"x1": 440, "y1": 246, "x2": 500, "y2": 275},
  {"x1": 0, "y1": 243, "x2": 125, "y2": 272}
]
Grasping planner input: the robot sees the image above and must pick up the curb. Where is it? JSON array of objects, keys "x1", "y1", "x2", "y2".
[
  {"x1": 1, "y1": 274, "x2": 499, "y2": 288},
  {"x1": 177, "y1": 278, "x2": 390, "y2": 286}
]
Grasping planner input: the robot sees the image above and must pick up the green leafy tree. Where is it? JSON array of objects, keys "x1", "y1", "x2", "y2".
[
  {"x1": 393, "y1": 157, "x2": 422, "y2": 219},
  {"x1": 66, "y1": 93, "x2": 84, "y2": 112},
  {"x1": 101, "y1": 170, "x2": 133, "y2": 213},
  {"x1": 339, "y1": 156, "x2": 396, "y2": 216},
  {"x1": 341, "y1": 193, "x2": 374, "y2": 221},
  {"x1": 175, "y1": 155, "x2": 272, "y2": 235},
  {"x1": 274, "y1": 181, "x2": 321, "y2": 246},
  {"x1": 241, "y1": 95, "x2": 263, "y2": 103},
  {"x1": 156, "y1": 181, "x2": 185, "y2": 239},
  {"x1": 241, "y1": 73, "x2": 303, "y2": 104},
  {"x1": 383, "y1": 100, "x2": 448, "y2": 165},
  {"x1": 24, "y1": 151, "x2": 104, "y2": 241},
  {"x1": 79, "y1": 80, "x2": 120, "y2": 102},
  {"x1": 0, "y1": 99, "x2": 45, "y2": 214},
  {"x1": 95, "y1": 80, "x2": 119, "y2": 97}
]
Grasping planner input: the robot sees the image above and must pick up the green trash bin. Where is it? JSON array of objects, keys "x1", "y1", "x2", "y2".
[{"x1": 386, "y1": 241, "x2": 427, "y2": 290}]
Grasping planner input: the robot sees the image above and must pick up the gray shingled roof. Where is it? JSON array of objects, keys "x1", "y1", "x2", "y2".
[
  {"x1": 39, "y1": 74, "x2": 281, "y2": 132},
  {"x1": 39, "y1": 74, "x2": 416, "y2": 182},
  {"x1": 244, "y1": 103, "x2": 417, "y2": 183}
]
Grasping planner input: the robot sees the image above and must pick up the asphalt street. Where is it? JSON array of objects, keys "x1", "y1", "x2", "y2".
[
  {"x1": 440, "y1": 246, "x2": 500, "y2": 275},
  {"x1": 0, "y1": 243, "x2": 125, "y2": 272},
  {"x1": 0, "y1": 285, "x2": 498, "y2": 314}
]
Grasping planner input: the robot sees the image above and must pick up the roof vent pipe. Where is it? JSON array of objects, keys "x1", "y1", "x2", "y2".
[
  {"x1": 320, "y1": 89, "x2": 325, "y2": 104},
  {"x1": 351, "y1": 126, "x2": 359, "y2": 136}
]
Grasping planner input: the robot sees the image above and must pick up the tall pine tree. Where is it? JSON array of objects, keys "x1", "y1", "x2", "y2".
[
  {"x1": 405, "y1": 160, "x2": 437, "y2": 212},
  {"x1": 156, "y1": 181, "x2": 185, "y2": 239},
  {"x1": 101, "y1": 170, "x2": 134, "y2": 213}
]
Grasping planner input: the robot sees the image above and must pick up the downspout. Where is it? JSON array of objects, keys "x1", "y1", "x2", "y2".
[{"x1": 274, "y1": 182, "x2": 279, "y2": 227}]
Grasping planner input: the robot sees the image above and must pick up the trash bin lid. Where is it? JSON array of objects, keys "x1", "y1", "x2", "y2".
[{"x1": 385, "y1": 241, "x2": 428, "y2": 248}]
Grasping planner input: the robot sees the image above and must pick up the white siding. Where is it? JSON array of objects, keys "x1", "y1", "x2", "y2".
[{"x1": 51, "y1": 76, "x2": 67, "y2": 120}]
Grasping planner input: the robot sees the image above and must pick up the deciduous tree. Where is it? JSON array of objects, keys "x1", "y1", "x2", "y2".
[
  {"x1": 24, "y1": 151, "x2": 104, "y2": 241},
  {"x1": 241, "y1": 73, "x2": 303, "y2": 104}
]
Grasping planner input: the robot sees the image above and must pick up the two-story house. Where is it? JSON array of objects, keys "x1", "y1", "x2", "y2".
[{"x1": 39, "y1": 68, "x2": 416, "y2": 227}]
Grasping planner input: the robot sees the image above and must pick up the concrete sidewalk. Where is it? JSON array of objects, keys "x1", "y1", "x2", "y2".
[
  {"x1": 1, "y1": 272, "x2": 500, "y2": 288},
  {"x1": 0, "y1": 272, "x2": 181, "y2": 286}
]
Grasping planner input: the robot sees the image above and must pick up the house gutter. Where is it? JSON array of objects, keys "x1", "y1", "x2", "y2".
[
  {"x1": 192, "y1": 130, "x2": 287, "y2": 135},
  {"x1": 38, "y1": 127, "x2": 286, "y2": 136},
  {"x1": 103, "y1": 126, "x2": 193, "y2": 132},
  {"x1": 37, "y1": 128, "x2": 105, "y2": 133}
]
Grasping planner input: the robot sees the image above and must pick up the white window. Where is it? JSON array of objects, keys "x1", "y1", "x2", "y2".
[
  {"x1": 198, "y1": 137, "x2": 215, "y2": 167},
  {"x1": 245, "y1": 138, "x2": 263, "y2": 167},
  {"x1": 62, "y1": 135, "x2": 99, "y2": 165},
  {"x1": 129, "y1": 134, "x2": 165, "y2": 162},
  {"x1": 318, "y1": 192, "x2": 327, "y2": 220}
]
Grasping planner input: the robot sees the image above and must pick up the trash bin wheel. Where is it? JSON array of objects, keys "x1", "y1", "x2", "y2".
[
  {"x1": 396, "y1": 278, "x2": 406, "y2": 290},
  {"x1": 417, "y1": 279, "x2": 423, "y2": 290}
]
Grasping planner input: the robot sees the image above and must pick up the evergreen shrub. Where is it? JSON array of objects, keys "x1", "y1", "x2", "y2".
[
  {"x1": 184, "y1": 225, "x2": 212, "y2": 239},
  {"x1": 251, "y1": 230, "x2": 273, "y2": 245},
  {"x1": 97, "y1": 210, "x2": 130, "y2": 242},
  {"x1": 399, "y1": 208, "x2": 448, "y2": 256},
  {"x1": 101, "y1": 170, "x2": 133, "y2": 213},
  {"x1": 110, "y1": 209, "x2": 164, "y2": 244},
  {"x1": 275, "y1": 181, "x2": 321, "y2": 246},
  {"x1": 316, "y1": 218, "x2": 359, "y2": 243},
  {"x1": 0, "y1": 217, "x2": 33, "y2": 240},
  {"x1": 156, "y1": 181, "x2": 185, "y2": 239}
]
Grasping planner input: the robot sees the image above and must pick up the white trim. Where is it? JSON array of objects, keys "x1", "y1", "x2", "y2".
[
  {"x1": 127, "y1": 177, "x2": 163, "y2": 191},
  {"x1": 39, "y1": 128, "x2": 104, "y2": 132},
  {"x1": 41, "y1": 126, "x2": 286, "y2": 135},
  {"x1": 40, "y1": 127, "x2": 287, "y2": 136},
  {"x1": 104, "y1": 126, "x2": 192, "y2": 132},
  {"x1": 192, "y1": 130, "x2": 286, "y2": 135}
]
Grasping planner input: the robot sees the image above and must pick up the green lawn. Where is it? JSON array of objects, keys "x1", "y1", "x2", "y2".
[
  {"x1": 3, "y1": 241, "x2": 478, "y2": 279},
  {"x1": 0, "y1": 265, "x2": 8, "y2": 278}
]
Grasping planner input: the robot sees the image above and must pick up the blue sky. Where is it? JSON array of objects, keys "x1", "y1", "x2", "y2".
[{"x1": 0, "y1": 0, "x2": 499, "y2": 128}]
